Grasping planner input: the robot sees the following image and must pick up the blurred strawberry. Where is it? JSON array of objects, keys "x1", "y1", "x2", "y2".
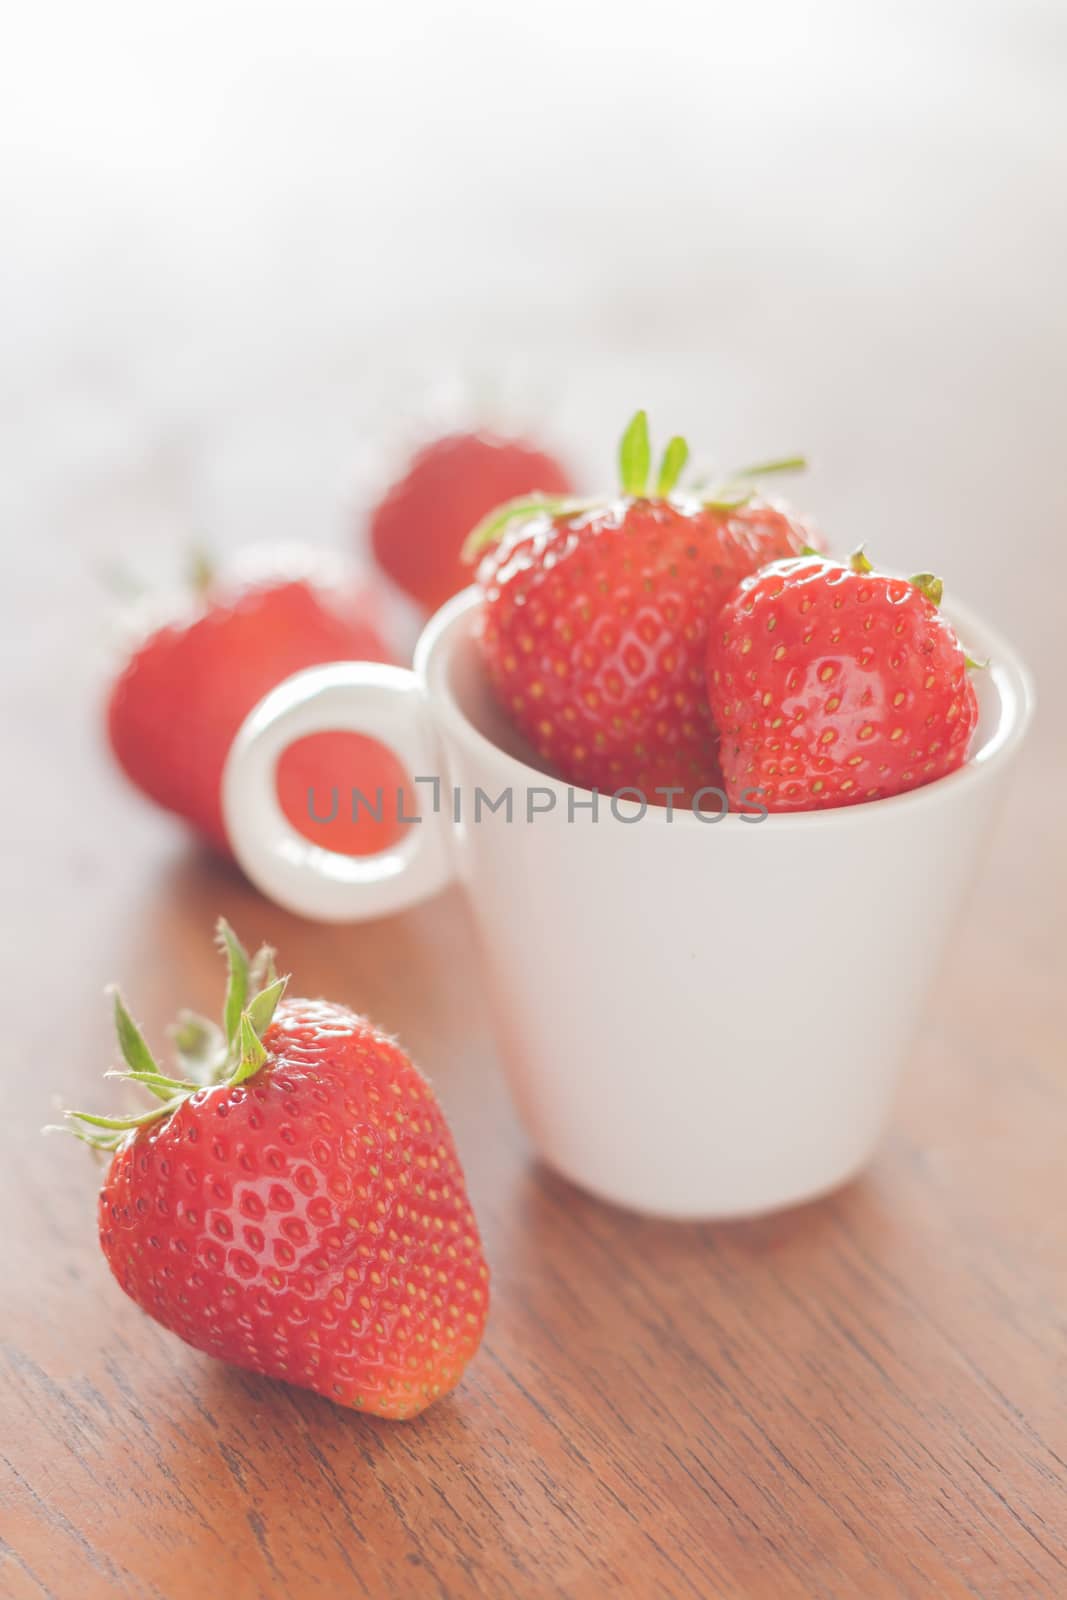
[
  {"x1": 369, "y1": 430, "x2": 573, "y2": 615},
  {"x1": 107, "y1": 548, "x2": 409, "y2": 860}
]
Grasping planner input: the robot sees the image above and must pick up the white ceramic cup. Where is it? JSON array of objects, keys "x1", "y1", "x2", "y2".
[{"x1": 222, "y1": 587, "x2": 1033, "y2": 1219}]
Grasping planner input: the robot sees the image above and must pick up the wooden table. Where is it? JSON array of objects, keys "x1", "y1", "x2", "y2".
[{"x1": 2, "y1": 530, "x2": 1065, "y2": 1599}]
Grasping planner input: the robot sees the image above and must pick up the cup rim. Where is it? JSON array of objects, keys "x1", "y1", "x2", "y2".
[{"x1": 415, "y1": 585, "x2": 1035, "y2": 830}]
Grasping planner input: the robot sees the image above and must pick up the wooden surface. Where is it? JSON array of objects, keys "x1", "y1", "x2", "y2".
[
  {"x1": 3, "y1": 6, "x2": 1067, "y2": 1595},
  {"x1": 2, "y1": 542, "x2": 1065, "y2": 1600}
]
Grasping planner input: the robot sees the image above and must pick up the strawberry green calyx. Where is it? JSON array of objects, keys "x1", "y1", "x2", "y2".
[
  {"x1": 701, "y1": 454, "x2": 808, "y2": 513},
  {"x1": 51, "y1": 920, "x2": 289, "y2": 1153},
  {"x1": 730, "y1": 455, "x2": 808, "y2": 479},
  {"x1": 231, "y1": 1013, "x2": 268, "y2": 1086},
  {"x1": 910, "y1": 572, "x2": 944, "y2": 607},
  {"x1": 170, "y1": 1009, "x2": 227, "y2": 1084},
  {"x1": 704, "y1": 489, "x2": 756, "y2": 512},
  {"x1": 619, "y1": 409, "x2": 652, "y2": 496},
  {"x1": 460, "y1": 494, "x2": 576, "y2": 564},
  {"x1": 111, "y1": 988, "x2": 168, "y2": 1097},
  {"x1": 188, "y1": 547, "x2": 216, "y2": 599},
  {"x1": 655, "y1": 436, "x2": 690, "y2": 497},
  {"x1": 852, "y1": 551, "x2": 946, "y2": 609},
  {"x1": 217, "y1": 916, "x2": 250, "y2": 1043},
  {"x1": 461, "y1": 412, "x2": 809, "y2": 559}
]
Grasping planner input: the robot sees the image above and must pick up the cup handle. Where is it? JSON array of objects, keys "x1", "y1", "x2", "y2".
[{"x1": 221, "y1": 662, "x2": 454, "y2": 923}]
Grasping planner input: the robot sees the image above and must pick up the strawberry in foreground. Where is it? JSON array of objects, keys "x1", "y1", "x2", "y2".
[
  {"x1": 707, "y1": 549, "x2": 981, "y2": 812},
  {"x1": 107, "y1": 549, "x2": 407, "y2": 860},
  {"x1": 369, "y1": 428, "x2": 574, "y2": 615},
  {"x1": 465, "y1": 411, "x2": 816, "y2": 802},
  {"x1": 58, "y1": 923, "x2": 489, "y2": 1419}
]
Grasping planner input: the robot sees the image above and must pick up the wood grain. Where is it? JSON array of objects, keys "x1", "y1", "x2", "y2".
[{"x1": 2, "y1": 528, "x2": 1065, "y2": 1600}]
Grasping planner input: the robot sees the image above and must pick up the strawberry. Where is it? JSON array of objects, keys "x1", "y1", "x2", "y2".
[
  {"x1": 369, "y1": 429, "x2": 573, "y2": 614},
  {"x1": 107, "y1": 549, "x2": 407, "y2": 859},
  {"x1": 706, "y1": 550, "x2": 980, "y2": 812},
  {"x1": 465, "y1": 411, "x2": 815, "y2": 802},
  {"x1": 57, "y1": 923, "x2": 489, "y2": 1420}
]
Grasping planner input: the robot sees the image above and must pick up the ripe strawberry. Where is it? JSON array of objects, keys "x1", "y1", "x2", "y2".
[
  {"x1": 466, "y1": 411, "x2": 815, "y2": 801},
  {"x1": 369, "y1": 429, "x2": 573, "y2": 614},
  {"x1": 58, "y1": 923, "x2": 489, "y2": 1420},
  {"x1": 707, "y1": 550, "x2": 980, "y2": 812},
  {"x1": 107, "y1": 549, "x2": 407, "y2": 859}
]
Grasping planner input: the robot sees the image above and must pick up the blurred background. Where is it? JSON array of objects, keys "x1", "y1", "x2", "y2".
[
  {"x1": 3, "y1": 0, "x2": 1065, "y2": 627},
  {"x1": 1, "y1": 0, "x2": 1063, "y2": 884}
]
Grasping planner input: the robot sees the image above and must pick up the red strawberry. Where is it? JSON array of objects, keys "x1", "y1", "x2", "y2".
[
  {"x1": 706, "y1": 550, "x2": 980, "y2": 812},
  {"x1": 58, "y1": 923, "x2": 489, "y2": 1420},
  {"x1": 369, "y1": 429, "x2": 573, "y2": 614},
  {"x1": 466, "y1": 411, "x2": 815, "y2": 802},
  {"x1": 107, "y1": 549, "x2": 407, "y2": 859}
]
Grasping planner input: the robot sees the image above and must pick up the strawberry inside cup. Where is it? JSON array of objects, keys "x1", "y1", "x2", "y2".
[
  {"x1": 463, "y1": 410, "x2": 817, "y2": 809},
  {"x1": 707, "y1": 549, "x2": 982, "y2": 814}
]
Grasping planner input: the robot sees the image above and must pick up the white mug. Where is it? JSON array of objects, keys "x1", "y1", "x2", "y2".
[{"x1": 222, "y1": 587, "x2": 1033, "y2": 1219}]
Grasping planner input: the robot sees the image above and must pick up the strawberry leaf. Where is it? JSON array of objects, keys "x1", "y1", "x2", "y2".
[
  {"x1": 703, "y1": 491, "x2": 754, "y2": 512},
  {"x1": 655, "y1": 436, "x2": 689, "y2": 497},
  {"x1": 910, "y1": 573, "x2": 944, "y2": 607},
  {"x1": 619, "y1": 410, "x2": 651, "y2": 497},
  {"x1": 110, "y1": 989, "x2": 161, "y2": 1082},
  {"x1": 105, "y1": 1067, "x2": 193, "y2": 1096},
  {"x1": 65, "y1": 1103, "x2": 182, "y2": 1134},
  {"x1": 245, "y1": 974, "x2": 288, "y2": 1039},
  {"x1": 229, "y1": 1012, "x2": 268, "y2": 1087},
  {"x1": 461, "y1": 495, "x2": 569, "y2": 564},
  {"x1": 216, "y1": 919, "x2": 249, "y2": 1045},
  {"x1": 169, "y1": 1010, "x2": 227, "y2": 1085},
  {"x1": 248, "y1": 943, "x2": 278, "y2": 993},
  {"x1": 730, "y1": 454, "x2": 807, "y2": 479}
]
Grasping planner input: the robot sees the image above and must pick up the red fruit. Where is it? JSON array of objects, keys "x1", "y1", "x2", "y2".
[
  {"x1": 107, "y1": 551, "x2": 405, "y2": 858},
  {"x1": 369, "y1": 430, "x2": 573, "y2": 614},
  {"x1": 706, "y1": 550, "x2": 980, "y2": 813},
  {"x1": 62, "y1": 923, "x2": 489, "y2": 1420},
  {"x1": 468, "y1": 412, "x2": 815, "y2": 802}
]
